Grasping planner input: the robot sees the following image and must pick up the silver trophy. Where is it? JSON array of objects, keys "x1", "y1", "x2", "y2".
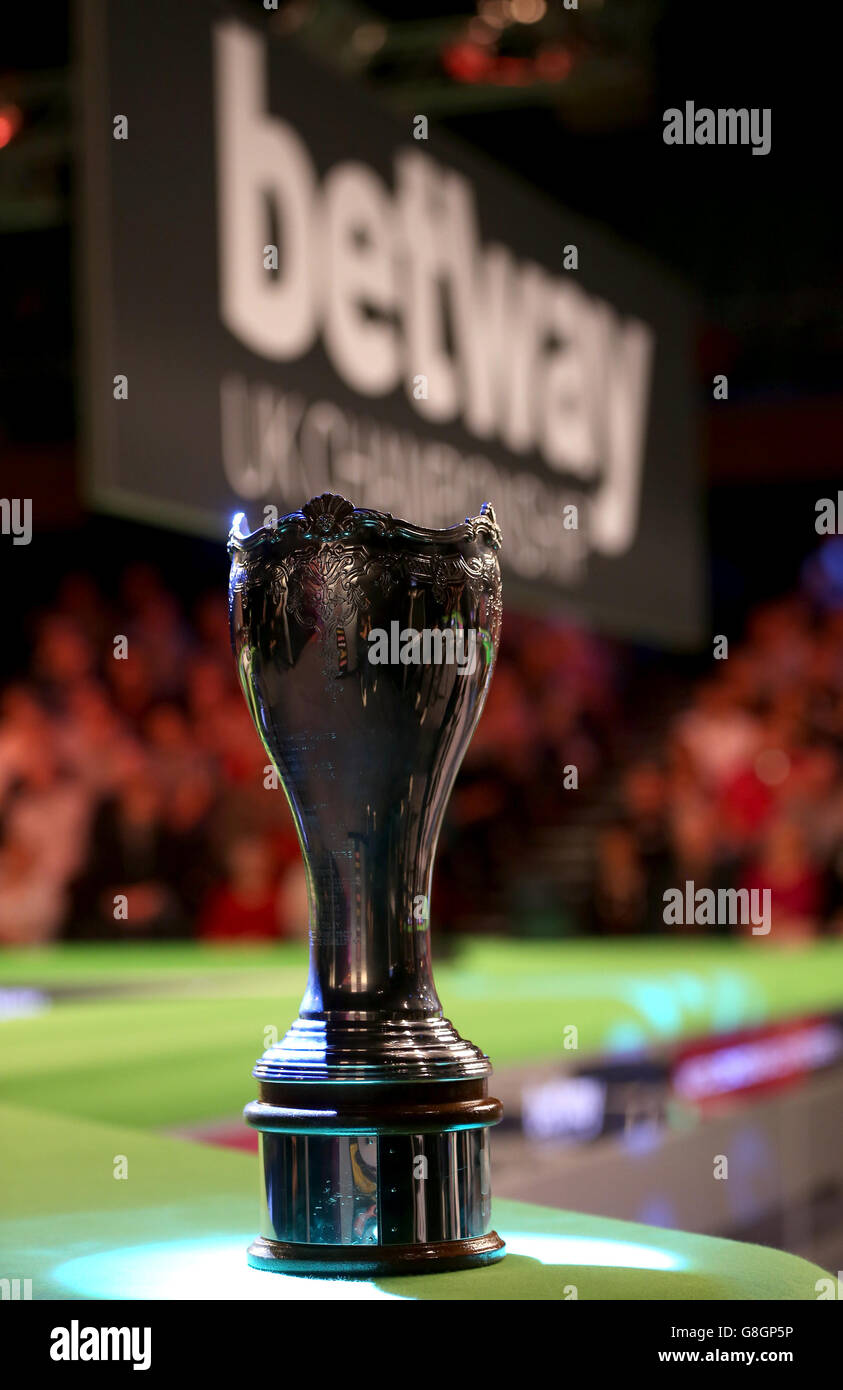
[{"x1": 228, "y1": 493, "x2": 505, "y2": 1274}]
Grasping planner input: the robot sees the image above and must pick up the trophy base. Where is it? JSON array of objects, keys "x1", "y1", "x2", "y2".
[
  {"x1": 245, "y1": 1076, "x2": 505, "y2": 1276},
  {"x1": 247, "y1": 1232, "x2": 505, "y2": 1277}
]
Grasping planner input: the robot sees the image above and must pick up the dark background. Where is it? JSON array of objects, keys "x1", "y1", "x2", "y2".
[{"x1": 0, "y1": 0, "x2": 839, "y2": 638}]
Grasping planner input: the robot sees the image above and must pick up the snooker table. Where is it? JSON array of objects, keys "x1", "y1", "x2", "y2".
[{"x1": 1, "y1": 938, "x2": 841, "y2": 1301}]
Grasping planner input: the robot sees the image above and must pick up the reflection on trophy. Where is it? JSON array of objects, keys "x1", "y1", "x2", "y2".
[{"x1": 228, "y1": 492, "x2": 506, "y2": 1274}]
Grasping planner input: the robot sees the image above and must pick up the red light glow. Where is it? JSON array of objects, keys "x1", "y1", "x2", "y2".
[{"x1": 0, "y1": 104, "x2": 23, "y2": 149}]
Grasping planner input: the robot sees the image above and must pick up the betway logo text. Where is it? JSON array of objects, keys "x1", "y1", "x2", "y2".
[{"x1": 213, "y1": 21, "x2": 654, "y2": 558}]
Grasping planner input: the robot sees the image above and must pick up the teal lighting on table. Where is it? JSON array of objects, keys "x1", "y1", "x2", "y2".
[
  {"x1": 53, "y1": 1238, "x2": 401, "y2": 1300},
  {"x1": 52, "y1": 1229, "x2": 685, "y2": 1299},
  {"x1": 504, "y1": 1232, "x2": 684, "y2": 1271}
]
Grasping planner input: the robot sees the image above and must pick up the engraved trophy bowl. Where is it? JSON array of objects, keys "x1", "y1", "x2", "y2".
[{"x1": 228, "y1": 493, "x2": 505, "y2": 1274}]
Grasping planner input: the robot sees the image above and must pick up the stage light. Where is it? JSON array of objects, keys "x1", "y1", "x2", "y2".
[
  {"x1": 442, "y1": 42, "x2": 493, "y2": 84},
  {"x1": 0, "y1": 986, "x2": 49, "y2": 1021},
  {"x1": 467, "y1": 18, "x2": 497, "y2": 45},
  {"x1": 351, "y1": 23, "x2": 387, "y2": 58},
  {"x1": 478, "y1": 1, "x2": 509, "y2": 30},
  {"x1": 0, "y1": 104, "x2": 23, "y2": 149},
  {"x1": 507, "y1": 0, "x2": 547, "y2": 24}
]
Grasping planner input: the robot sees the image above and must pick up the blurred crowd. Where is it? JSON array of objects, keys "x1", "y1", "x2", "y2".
[
  {"x1": 0, "y1": 568, "x2": 306, "y2": 944},
  {"x1": 592, "y1": 597, "x2": 843, "y2": 939},
  {"x1": 438, "y1": 613, "x2": 623, "y2": 926},
  {"x1": 1, "y1": 561, "x2": 842, "y2": 945}
]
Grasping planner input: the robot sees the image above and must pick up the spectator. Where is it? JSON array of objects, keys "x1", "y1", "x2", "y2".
[
  {"x1": 3, "y1": 741, "x2": 91, "y2": 885},
  {"x1": 68, "y1": 764, "x2": 184, "y2": 938},
  {"x1": 0, "y1": 826, "x2": 66, "y2": 944},
  {"x1": 741, "y1": 818, "x2": 825, "y2": 941},
  {"x1": 589, "y1": 823, "x2": 649, "y2": 935},
  {"x1": 674, "y1": 678, "x2": 762, "y2": 793},
  {"x1": 198, "y1": 833, "x2": 287, "y2": 941},
  {"x1": 161, "y1": 769, "x2": 218, "y2": 921}
]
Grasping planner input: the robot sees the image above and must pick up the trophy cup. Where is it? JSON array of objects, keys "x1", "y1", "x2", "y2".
[{"x1": 228, "y1": 493, "x2": 505, "y2": 1275}]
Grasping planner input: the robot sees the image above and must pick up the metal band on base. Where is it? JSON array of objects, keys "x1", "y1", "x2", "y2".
[
  {"x1": 247, "y1": 1079, "x2": 503, "y2": 1271},
  {"x1": 247, "y1": 1232, "x2": 506, "y2": 1277}
]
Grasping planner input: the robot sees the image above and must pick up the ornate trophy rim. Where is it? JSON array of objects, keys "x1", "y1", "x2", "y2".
[{"x1": 227, "y1": 492, "x2": 502, "y2": 556}]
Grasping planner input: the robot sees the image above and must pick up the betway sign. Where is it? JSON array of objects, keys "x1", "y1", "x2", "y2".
[
  {"x1": 216, "y1": 22, "x2": 652, "y2": 567},
  {"x1": 83, "y1": 0, "x2": 703, "y2": 641}
]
